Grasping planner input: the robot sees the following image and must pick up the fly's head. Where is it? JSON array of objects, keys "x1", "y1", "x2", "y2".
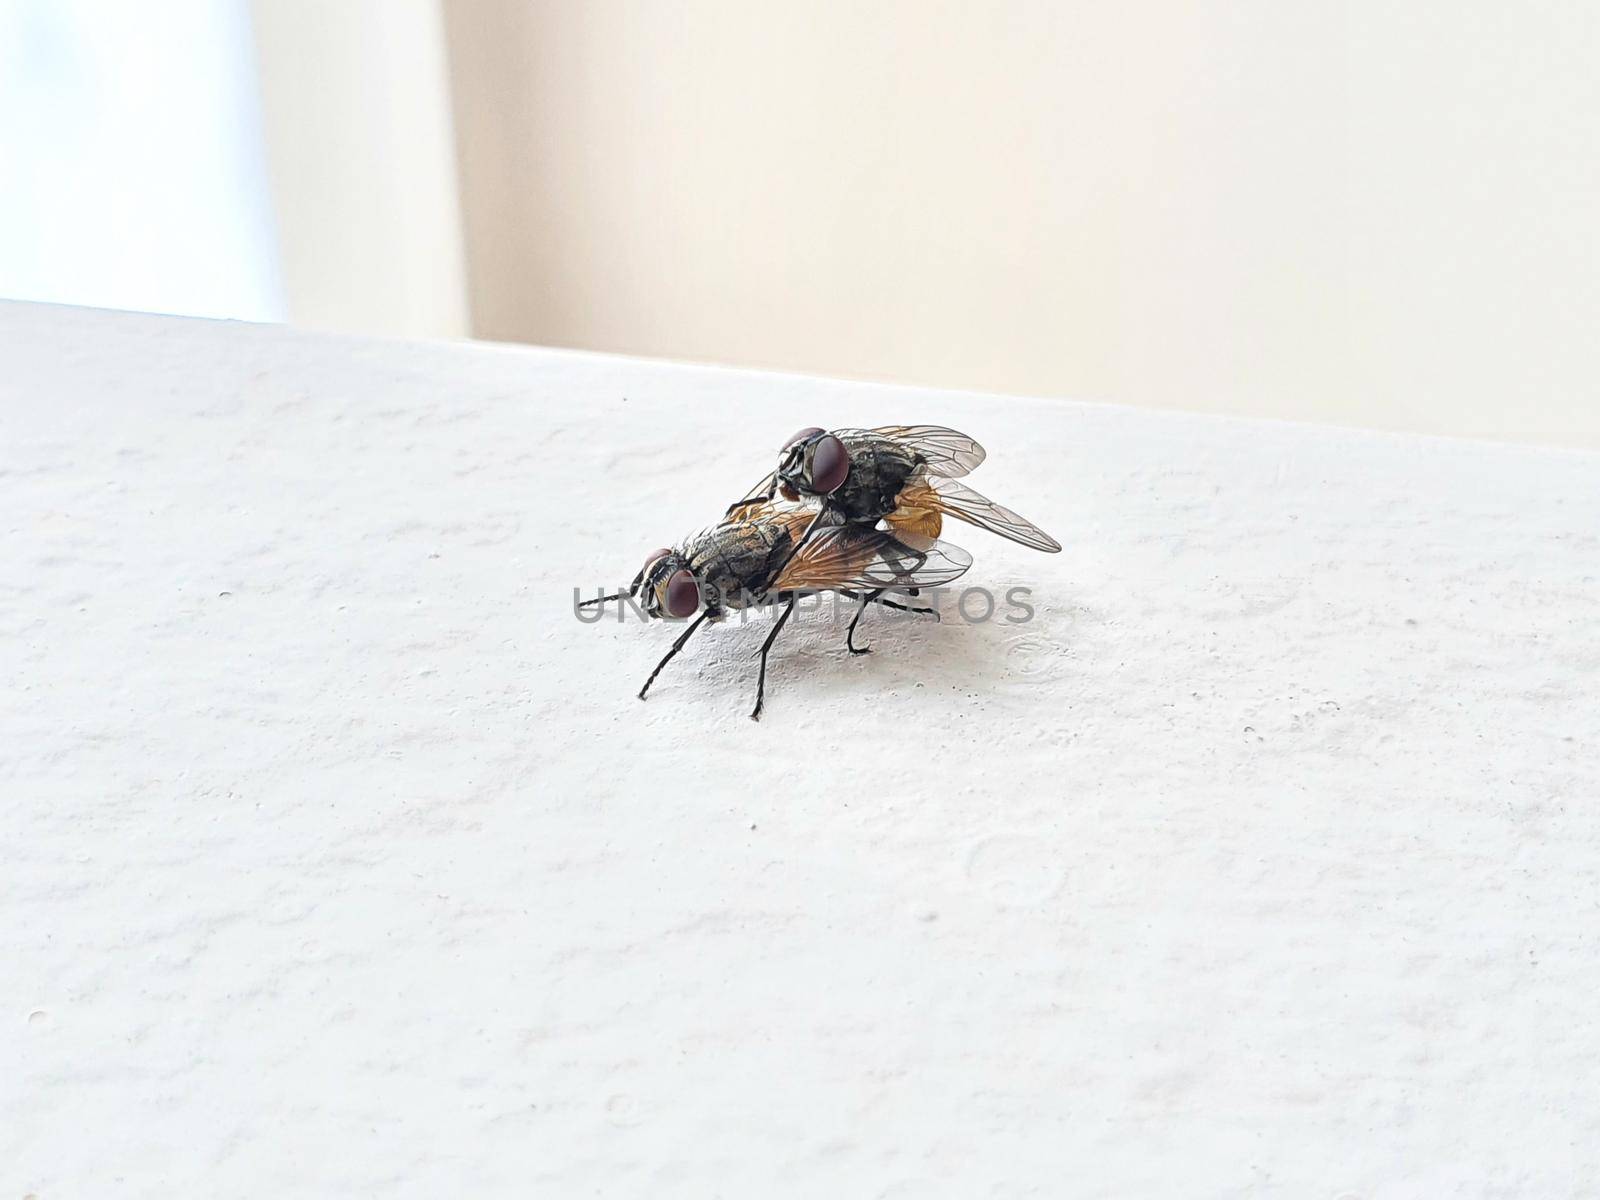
[
  {"x1": 636, "y1": 548, "x2": 703, "y2": 620},
  {"x1": 776, "y1": 426, "x2": 849, "y2": 500}
]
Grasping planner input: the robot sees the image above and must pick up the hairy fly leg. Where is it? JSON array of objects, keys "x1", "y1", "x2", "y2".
[
  {"x1": 838, "y1": 588, "x2": 938, "y2": 654},
  {"x1": 579, "y1": 562, "x2": 651, "y2": 609},
  {"x1": 760, "y1": 500, "x2": 836, "y2": 583},
  {"x1": 638, "y1": 610, "x2": 711, "y2": 700},
  {"x1": 845, "y1": 588, "x2": 884, "y2": 654},
  {"x1": 724, "y1": 472, "x2": 778, "y2": 517},
  {"x1": 749, "y1": 595, "x2": 799, "y2": 721}
]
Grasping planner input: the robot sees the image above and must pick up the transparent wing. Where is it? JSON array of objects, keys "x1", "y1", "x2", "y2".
[
  {"x1": 926, "y1": 475, "x2": 1061, "y2": 553},
  {"x1": 861, "y1": 424, "x2": 987, "y2": 478},
  {"x1": 773, "y1": 526, "x2": 973, "y2": 592}
]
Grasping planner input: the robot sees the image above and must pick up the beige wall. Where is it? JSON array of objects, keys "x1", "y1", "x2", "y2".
[
  {"x1": 444, "y1": 2, "x2": 1599, "y2": 445},
  {"x1": 253, "y1": 0, "x2": 468, "y2": 338}
]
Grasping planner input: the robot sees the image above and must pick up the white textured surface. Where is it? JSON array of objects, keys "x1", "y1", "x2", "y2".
[{"x1": 3, "y1": 302, "x2": 1598, "y2": 1198}]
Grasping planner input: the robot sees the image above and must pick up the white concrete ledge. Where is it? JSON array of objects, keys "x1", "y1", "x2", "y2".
[{"x1": 3, "y1": 302, "x2": 1598, "y2": 1195}]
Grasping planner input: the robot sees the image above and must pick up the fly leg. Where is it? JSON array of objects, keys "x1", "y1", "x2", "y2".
[
  {"x1": 765, "y1": 502, "x2": 836, "y2": 580},
  {"x1": 886, "y1": 540, "x2": 928, "y2": 579},
  {"x1": 638, "y1": 610, "x2": 711, "y2": 700},
  {"x1": 579, "y1": 570, "x2": 646, "y2": 609},
  {"x1": 841, "y1": 588, "x2": 938, "y2": 655},
  {"x1": 724, "y1": 477, "x2": 778, "y2": 517},
  {"x1": 749, "y1": 595, "x2": 799, "y2": 721},
  {"x1": 869, "y1": 595, "x2": 938, "y2": 618},
  {"x1": 846, "y1": 588, "x2": 884, "y2": 654}
]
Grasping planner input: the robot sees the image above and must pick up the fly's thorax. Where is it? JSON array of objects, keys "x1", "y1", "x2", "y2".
[
  {"x1": 687, "y1": 519, "x2": 788, "y2": 609},
  {"x1": 828, "y1": 435, "x2": 919, "y2": 523}
]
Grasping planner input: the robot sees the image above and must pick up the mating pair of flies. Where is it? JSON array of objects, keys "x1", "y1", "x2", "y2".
[{"x1": 583, "y1": 424, "x2": 1060, "y2": 719}]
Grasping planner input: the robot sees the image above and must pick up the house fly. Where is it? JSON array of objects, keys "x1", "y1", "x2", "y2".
[
  {"x1": 729, "y1": 425, "x2": 1061, "y2": 562},
  {"x1": 581, "y1": 499, "x2": 972, "y2": 719}
]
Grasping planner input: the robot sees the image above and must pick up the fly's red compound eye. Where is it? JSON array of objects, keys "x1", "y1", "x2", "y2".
[
  {"x1": 778, "y1": 482, "x2": 800, "y2": 502},
  {"x1": 642, "y1": 547, "x2": 672, "y2": 573},
  {"x1": 664, "y1": 569, "x2": 701, "y2": 618},
  {"x1": 784, "y1": 426, "x2": 824, "y2": 450},
  {"x1": 809, "y1": 433, "x2": 849, "y2": 494}
]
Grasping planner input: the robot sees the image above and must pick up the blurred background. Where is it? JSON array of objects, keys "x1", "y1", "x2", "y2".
[{"x1": 2, "y1": 0, "x2": 1596, "y2": 446}]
